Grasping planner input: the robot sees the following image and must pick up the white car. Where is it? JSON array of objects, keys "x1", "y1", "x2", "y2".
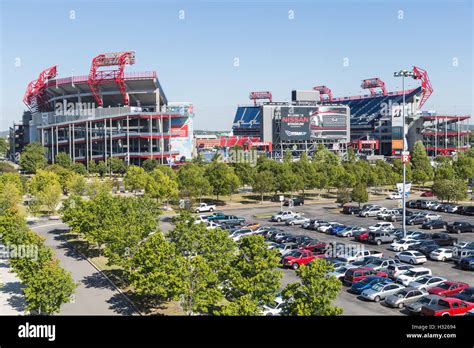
[
  {"x1": 194, "y1": 203, "x2": 216, "y2": 213},
  {"x1": 389, "y1": 238, "x2": 420, "y2": 252},
  {"x1": 429, "y1": 248, "x2": 453, "y2": 261},
  {"x1": 377, "y1": 209, "x2": 399, "y2": 220},
  {"x1": 285, "y1": 215, "x2": 309, "y2": 226},
  {"x1": 387, "y1": 193, "x2": 402, "y2": 200},
  {"x1": 359, "y1": 206, "x2": 387, "y2": 217},
  {"x1": 206, "y1": 221, "x2": 220, "y2": 230},
  {"x1": 369, "y1": 222, "x2": 394, "y2": 232},
  {"x1": 424, "y1": 212, "x2": 442, "y2": 221},
  {"x1": 408, "y1": 275, "x2": 447, "y2": 290},
  {"x1": 229, "y1": 228, "x2": 253, "y2": 240},
  {"x1": 337, "y1": 226, "x2": 366, "y2": 238},
  {"x1": 271, "y1": 211, "x2": 297, "y2": 222},
  {"x1": 396, "y1": 267, "x2": 432, "y2": 286},
  {"x1": 395, "y1": 250, "x2": 427, "y2": 265},
  {"x1": 360, "y1": 282, "x2": 405, "y2": 302},
  {"x1": 262, "y1": 296, "x2": 284, "y2": 316},
  {"x1": 318, "y1": 222, "x2": 341, "y2": 233}
]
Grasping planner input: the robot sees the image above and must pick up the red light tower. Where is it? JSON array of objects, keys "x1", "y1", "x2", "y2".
[
  {"x1": 249, "y1": 91, "x2": 272, "y2": 106},
  {"x1": 361, "y1": 78, "x2": 387, "y2": 96},
  {"x1": 23, "y1": 66, "x2": 58, "y2": 112},
  {"x1": 312, "y1": 85, "x2": 333, "y2": 102},
  {"x1": 88, "y1": 51, "x2": 136, "y2": 107},
  {"x1": 412, "y1": 66, "x2": 433, "y2": 109}
]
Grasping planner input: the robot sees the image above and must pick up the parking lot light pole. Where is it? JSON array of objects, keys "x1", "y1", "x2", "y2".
[{"x1": 394, "y1": 69, "x2": 415, "y2": 239}]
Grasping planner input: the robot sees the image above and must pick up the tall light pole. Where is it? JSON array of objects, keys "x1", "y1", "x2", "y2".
[{"x1": 394, "y1": 69, "x2": 415, "y2": 238}]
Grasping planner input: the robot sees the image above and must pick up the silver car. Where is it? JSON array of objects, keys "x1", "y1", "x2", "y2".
[
  {"x1": 360, "y1": 282, "x2": 405, "y2": 302},
  {"x1": 408, "y1": 275, "x2": 447, "y2": 290},
  {"x1": 405, "y1": 294, "x2": 441, "y2": 315},
  {"x1": 384, "y1": 287, "x2": 428, "y2": 308}
]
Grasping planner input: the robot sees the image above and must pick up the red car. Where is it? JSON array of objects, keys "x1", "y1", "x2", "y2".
[
  {"x1": 343, "y1": 267, "x2": 388, "y2": 285},
  {"x1": 421, "y1": 297, "x2": 474, "y2": 316},
  {"x1": 282, "y1": 250, "x2": 323, "y2": 270},
  {"x1": 421, "y1": 191, "x2": 434, "y2": 197},
  {"x1": 427, "y1": 281, "x2": 470, "y2": 297},
  {"x1": 302, "y1": 240, "x2": 326, "y2": 252},
  {"x1": 355, "y1": 231, "x2": 369, "y2": 242}
]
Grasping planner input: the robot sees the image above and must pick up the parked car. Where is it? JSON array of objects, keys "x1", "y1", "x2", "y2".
[
  {"x1": 429, "y1": 248, "x2": 453, "y2": 261},
  {"x1": 302, "y1": 219, "x2": 316, "y2": 229},
  {"x1": 427, "y1": 281, "x2": 470, "y2": 297},
  {"x1": 408, "y1": 276, "x2": 447, "y2": 290},
  {"x1": 388, "y1": 210, "x2": 414, "y2": 222},
  {"x1": 262, "y1": 296, "x2": 284, "y2": 316},
  {"x1": 350, "y1": 276, "x2": 392, "y2": 295},
  {"x1": 328, "y1": 264, "x2": 358, "y2": 280},
  {"x1": 384, "y1": 287, "x2": 428, "y2": 308},
  {"x1": 360, "y1": 282, "x2": 405, "y2": 302},
  {"x1": 421, "y1": 220, "x2": 448, "y2": 230},
  {"x1": 459, "y1": 255, "x2": 474, "y2": 271},
  {"x1": 342, "y1": 205, "x2": 361, "y2": 215},
  {"x1": 194, "y1": 203, "x2": 216, "y2": 213},
  {"x1": 285, "y1": 216, "x2": 309, "y2": 226},
  {"x1": 406, "y1": 214, "x2": 428, "y2": 226},
  {"x1": 447, "y1": 221, "x2": 474, "y2": 234},
  {"x1": 271, "y1": 211, "x2": 299, "y2": 222},
  {"x1": 396, "y1": 267, "x2": 432, "y2": 286},
  {"x1": 421, "y1": 191, "x2": 434, "y2": 197},
  {"x1": 446, "y1": 205, "x2": 462, "y2": 213},
  {"x1": 311, "y1": 220, "x2": 329, "y2": 230},
  {"x1": 283, "y1": 197, "x2": 305, "y2": 206},
  {"x1": 367, "y1": 231, "x2": 397, "y2": 245},
  {"x1": 318, "y1": 222, "x2": 342, "y2": 233},
  {"x1": 462, "y1": 206, "x2": 474, "y2": 216},
  {"x1": 369, "y1": 222, "x2": 394, "y2": 232},
  {"x1": 377, "y1": 209, "x2": 400, "y2": 221},
  {"x1": 421, "y1": 298, "x2": 474, "y2": 316},
  {"x1": 359, "y1": 206, "x2": 387, "y2": 217},
  {"x1": 343, "y1": 267, "x2": 388, "y2": 285},
  {"x1": 389, "y1": 239, "x2": 421, "y2": 252},
  {"x1": 421, "y1": 201, "x2": 439, "y2": 210},
  {"x1": 301, "y1": 239, "x2": 327, "y2": 252},
  {"x1": 338, "y1": 250, "x2": 384, "y2": 263},
  {"x1": 282, "y1": 249, "x2": 323, "y2": 269},
  {"x1": 387, "y1": 193, "x2": 402, "y2": 200},
  {"x1": 430, "y1": 203, "x2": 443, "y2": 211},
  {"x1": 365, "y1": 258, "x2": 400, "y2": 271},
  {"x1": 387, "y1": 264, "x2": 414, "y2": 280},
  {"x1": 338, "y1": 226, "x2": 367, "y2": 238},
  {"x1": 271, "y1": 231, "x2": 291, "y2": 242},
  {"x1": 453, "y1": 248, "x2": 474, "y2": 264},
  {"x1": 395, "y1": 250, "x2": 427, "y2": 265},
  {"x1": 409, "y1": 240, "x2": 440, "y2": 257},
  {"x1": 452, "y1": 287, "x2": 474, "y2": 303},
  {"x1": 406, "y1": 294, "x2": 441, "y2": 315},
  {"x1": 429, "y1": 233, "x2": 458, "y2": 246},
  {"x1": 354, "y1": 231, "x2": 369, "y2": 242}
]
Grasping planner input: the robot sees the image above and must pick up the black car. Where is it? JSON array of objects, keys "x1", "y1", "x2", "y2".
[
  {"x1": 283, "y1": 197, "x2": 305, "y2": 206},
  {"x1": 452, "y1": 287, "x2": 474, "y2": 302},
  {"x1": 342, "y1": 205, "x2": 361, "y2": 215},
  {"x1": 429, "y1": 232, "x2": 458, "y2": 246},
  {"x1": 447, "y1": 221, "x2": 474, "y2": 234},
  {"x1": 406, "y1": 200, "x2": 417, "y2": 208},
  {"x1": 421, "y1": 220, "x2": 448, "y2": 230},
  {"x1": 456, "y1": 206, "x2": 467, "y2": 215},
  {"x1": 409, "y1": 240, "x2": 440, "y2": 256},
  {"x1": 462, "y1": 206, "x2": 474, "y2": 216}
]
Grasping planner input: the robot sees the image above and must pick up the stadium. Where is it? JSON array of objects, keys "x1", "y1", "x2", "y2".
[
  {"x1": 231, "y1": 66, "x2": 471, "y2": 158},
  {"x1": 13, "y1": 51, "x2": 194, "y2": 167}
]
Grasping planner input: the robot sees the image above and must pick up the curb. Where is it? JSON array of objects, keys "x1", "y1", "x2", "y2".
[{"x1": 64, "y1": 243, "x2": 143, "y2": 316}]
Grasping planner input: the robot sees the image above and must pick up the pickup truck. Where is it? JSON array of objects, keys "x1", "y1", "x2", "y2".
[
  {"x1": 447, "y1": 221, "x2": 474, "y2": 234},
  {"x1": 282, "y1": 249, "x2": 324, "y2": 270},
  {"x1": 429, "y1": 233, "x2": 458, "y2": 246},
  {"x1": 338, "y1": 250, "x2": 384, "y2": 263},
  {"x1": 421, "y1": 298, "x2": 474, "y2": 316},
  {"x1": 194, "y1": 203, "x2": 216, "y2": 213}
]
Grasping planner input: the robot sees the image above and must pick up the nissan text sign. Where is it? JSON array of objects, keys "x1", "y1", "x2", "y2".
[{"x1": 279, "y1": 107, "x2": 311, "y2": 141}]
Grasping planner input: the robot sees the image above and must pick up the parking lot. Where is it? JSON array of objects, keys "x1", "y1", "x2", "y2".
[{"x1": 221, "y1": 199, "x2": 474, "y2": 315}]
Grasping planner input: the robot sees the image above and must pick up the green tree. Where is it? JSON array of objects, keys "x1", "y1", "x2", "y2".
[
  {"x1": 28, "y1": 170, "x2": 62, "y2": 214},
  {"x1": 145, "y1": 167, "x2": 179, "y2": 203},
  {"x1": 20, "y1": 142, "x2": 47, "y2": 174},
  {"x1": 87, "y1": 160, "x2": 98, "y2": 175},
  {"x1": 276, "y1": 163, "x2": 304, "y2": 196},
  {"x1": 217, "y1": 235, "x2": 282, "y2": 315},
  {"x1": 281, "y1": 259, "x2": 342, "y2": 316},
  {"x1": 123, "y1": 165, "x2": 148, "y2": 193},
  {"x1": 0, "y1": 137, "x2": 9, "y2": 157},
  {"x1": 252, "y1": 170, "x2": 275, "y2": 202},
  {"x1": 109, "y1": 157, "x2": 126, "y2": 175},
  {"x1": 232, "y1": 162, "x2": 255, "y2": 186},
  {"x1": 130, "y1": 232, "x2": 186, "y2": 300},
  {"x1": 453, "y1": 153, "x2": 474, "y2": 181},
  {"x1": 71, "y1": 162, "x2": 87, "y2": 175},
  {"x1": 351, "y1": 182, "x2": 369, "y2": 207},
  {"x1": 411, "y1": 141, "x2": 433, "y2": 187},
  {"x1": 0, "y1": 162, "x2": 16, "y2": 173},
  {"x1": 55, "y1": 152, "x2": 72, "y2": 169},
  {"x1": 432, "y1": 179, "x2": 467, "y2": 203},
  {"x1": 96, "y1": 160, "x2": 108, "y2": 177},
  {"x1": 23, "y1": 260, "x2": 76, "y2": 315},
  {"x1": 142, "y1": 158, "x2": 159, "y2": 172},
  {"x1": 66, "y1": 173, "x2": 87, "y2": 196}
]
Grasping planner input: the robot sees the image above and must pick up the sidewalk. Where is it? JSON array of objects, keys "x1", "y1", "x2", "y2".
[{"x1": 0, "y1": 257, "x2": 26, "y2": 315}]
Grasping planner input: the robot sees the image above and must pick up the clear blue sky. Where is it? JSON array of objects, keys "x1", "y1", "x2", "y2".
[{"x1": 1, "y1": 0, "x2": 472, "y2": 131}]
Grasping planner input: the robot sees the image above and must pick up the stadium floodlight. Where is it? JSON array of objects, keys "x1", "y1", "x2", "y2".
[{"x1": 393, "y1": 68, "x2": 417, "y2": 239}]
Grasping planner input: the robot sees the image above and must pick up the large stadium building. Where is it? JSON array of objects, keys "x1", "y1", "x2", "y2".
[
  {"x1": 232, "y1": 67, "x2": 471, "y2": 157},
  {"x1": 12, "y1": 51, "x2": 194, "y2": 166}
]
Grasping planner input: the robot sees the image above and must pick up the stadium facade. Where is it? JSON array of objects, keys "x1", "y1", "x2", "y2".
[
  {"x1": 232, "y1": 67, "x2": 471, "y2": 157},
  {"x1": 11, "y1": 51, "x2": 194, "y2": 166}
]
